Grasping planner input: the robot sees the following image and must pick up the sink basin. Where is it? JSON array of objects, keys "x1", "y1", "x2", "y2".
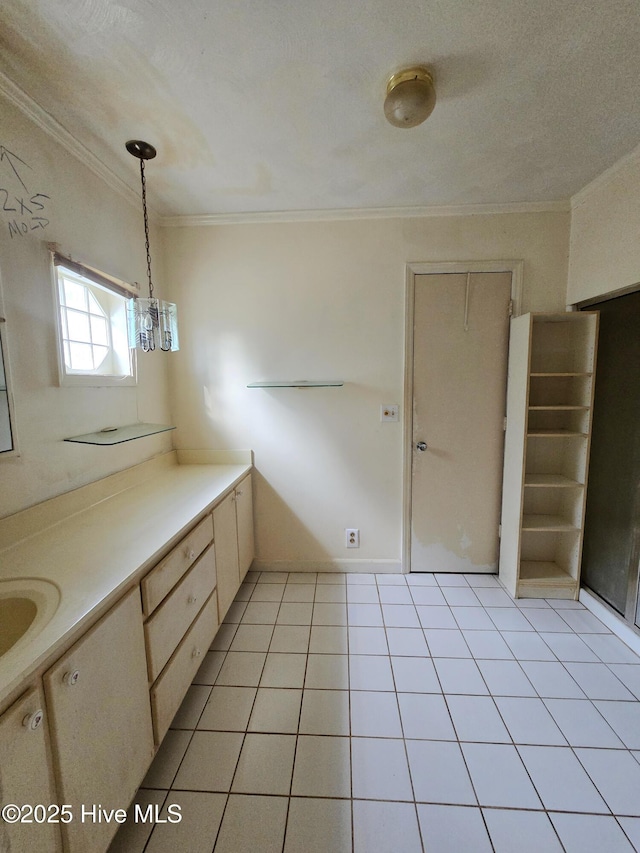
[{"x1": 0, "y1": 578, "x2": 60, "y2": 657}]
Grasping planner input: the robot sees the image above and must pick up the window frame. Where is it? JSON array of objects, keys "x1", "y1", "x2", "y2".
[
  {"x1": 52, "y1": 254, "x2": 138, "y2": 388},
  {"x1": 0, "y1": 296, "x2": 19, "y2": 459}
]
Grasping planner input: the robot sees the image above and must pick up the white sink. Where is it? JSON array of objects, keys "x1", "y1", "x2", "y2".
[{"x1": 0, "y1": 578, "x2": 60, "y2": 657}]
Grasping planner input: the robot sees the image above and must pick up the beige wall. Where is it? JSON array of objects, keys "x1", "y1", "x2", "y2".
[
  {"x1": 0, "y1": 94, "x2": 173, "y2": 518},
  {"x1": 162, "y1": 210, "x2": 570, "y2": 571},
  {"x1": 568, "y1": 145, "x2": 640, "y2": 304}
]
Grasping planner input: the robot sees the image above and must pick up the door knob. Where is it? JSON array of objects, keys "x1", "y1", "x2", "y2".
[
  {"x1": 23, "y1": 709, "x2": 44, "y2": 731},
  {"x1": 416, "y1": 441, "x2": 428, "y2": 451}
]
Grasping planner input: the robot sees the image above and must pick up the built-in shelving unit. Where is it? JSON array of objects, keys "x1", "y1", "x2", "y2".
[
  {"x1": 64, "y1": 423, "x2": 176, "y2": 445},
  {"x1": 247, "y1": 380, "x2": 344, "y2": 388},
  {"x1": 499, "y1": 312, "x2": 598, "y2": 599}
]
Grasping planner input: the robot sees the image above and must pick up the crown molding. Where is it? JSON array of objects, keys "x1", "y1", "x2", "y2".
[
  {"x1": 571, "y1": 142, "x2": 640, "y2": 210},
  {"x1": 159, "y1": 199, "x2": 570, "y2": 227},
  {"x1": 0, "y1": 71, "x2": 575, "y2": 226},
  {"x1": 0, "y1": 70, "x2": 140, "y2": 209}
]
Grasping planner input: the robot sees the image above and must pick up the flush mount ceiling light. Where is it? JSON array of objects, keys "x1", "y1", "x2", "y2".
[
  {"x1": 384, "y1": 66, "x2": 436, "y2": 128},
  {"x1": 126, "y1": 139, "x2": 179, "y2": 353}
]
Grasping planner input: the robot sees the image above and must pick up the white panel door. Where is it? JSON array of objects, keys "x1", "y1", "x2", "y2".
[{"x1": 410, "y1": 272, "x2": 511, "y2": 573}]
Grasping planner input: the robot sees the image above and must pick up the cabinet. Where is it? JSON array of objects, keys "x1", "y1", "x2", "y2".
[
  {"x1": 43, "y1": 587, "x2": 154, "y2": 853},
  {"x1": 499, "y1": 312, "x2": 598, "y2": 599},
  {"x1": 0, "y1": 460, "x2": 256, "y2": 853},
  {"x1": 213, "y1": 474, "x2": 254, "y2": 621},
  {"x1": 235, "y1": 474, "x2": 255, "y2": 581},
  {"x1": 0, "y1": 686, "x2": 61, "y2": 853}
]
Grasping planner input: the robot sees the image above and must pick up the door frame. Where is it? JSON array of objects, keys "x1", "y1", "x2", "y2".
[{"x1": 402, "y1": 260, "x2": 524, "y2": 573}]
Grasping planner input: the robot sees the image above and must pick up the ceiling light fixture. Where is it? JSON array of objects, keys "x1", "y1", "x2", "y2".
[
  {"x1": 384, "y1": 66, "x2": 436, "y2": 128},
  {"x1": 126, "y1": 139, "x2": 179, "y2": 353}
]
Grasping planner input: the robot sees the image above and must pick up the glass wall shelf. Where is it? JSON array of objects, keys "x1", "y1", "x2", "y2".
[
  {"x1": 64, "y1": 423, "x2": 176, "y2": 445},
  {"x1": 247, "y1": 380, "x2": 344, "y2": 388}
]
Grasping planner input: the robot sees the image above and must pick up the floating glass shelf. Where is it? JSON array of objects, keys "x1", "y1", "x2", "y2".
[
  {"x1": 64, "y1": 423, "x2": 176, "y2": 445},
  {"x1": 247, "y1": 380, "x2": 344, "y2": 389}
]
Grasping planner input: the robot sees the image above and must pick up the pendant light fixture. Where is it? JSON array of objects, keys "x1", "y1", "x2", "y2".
[
  {"x1": 126, "y1": 140, "x2": 179, "y2": 352},
  {"x1": 384, "y1": 66, "x2": 436, "y2": 128}
]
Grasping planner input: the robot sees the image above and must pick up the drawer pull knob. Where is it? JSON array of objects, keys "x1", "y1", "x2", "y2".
[
  {"x1": 22, "y1": 709, "x2": 44, "y2": 731},
  {"x1": 236, "y1": 490, "x2": 243, "y2": 498},
  {"x1": 188, "y1": 594, "x2": 198, "y2": 605},
  {"x1": 63, "y1": 670, "x2": 80, "y2": 686},
  {"x1": 192, "y1": 647, "x2": 202, "y2": 659},
  {"x1": 186, "y1": 548, "x2": 196, "y2": 560}
]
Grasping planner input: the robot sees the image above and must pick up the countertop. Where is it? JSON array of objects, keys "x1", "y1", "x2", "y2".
[{"x1": 0, "y1": 459, "x2": 251, "y2": 709}]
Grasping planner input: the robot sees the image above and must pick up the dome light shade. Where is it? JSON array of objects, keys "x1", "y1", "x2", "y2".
[{"x1": 384, "y1": 67, "x2": 436, "y2": 128}]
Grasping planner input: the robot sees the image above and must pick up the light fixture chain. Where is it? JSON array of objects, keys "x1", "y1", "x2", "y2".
[{"x1": 139, "y1": 157, "x2": 154, "y2": 300}]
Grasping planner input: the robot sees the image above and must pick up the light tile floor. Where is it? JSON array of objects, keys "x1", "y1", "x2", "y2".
[{"x1": 110, "y1": 572, "x2": 640, "y2": 853}]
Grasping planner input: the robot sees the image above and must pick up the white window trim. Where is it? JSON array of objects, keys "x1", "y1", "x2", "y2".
[{"x1": 52, "y1": 254, "x2": 138, "y2": 388}]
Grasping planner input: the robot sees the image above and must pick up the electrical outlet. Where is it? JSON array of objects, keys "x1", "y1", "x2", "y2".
[
  {"x1": 345, "y1": 528, "x2": 360, "y2": 548},
  {"x1": 381, "y1": 404, "x2": 399, "y2": 422}
]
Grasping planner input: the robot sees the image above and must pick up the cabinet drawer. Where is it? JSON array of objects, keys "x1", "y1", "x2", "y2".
[
  {"x1": 145, "y1": 545, "x2": 217, "y2": 682},
  {"x1": 150, "y1": 590, "x2": 219, "y2": 743},
  {"x1": 142, "y1": 514, "x2": 213, "y2": 616}
]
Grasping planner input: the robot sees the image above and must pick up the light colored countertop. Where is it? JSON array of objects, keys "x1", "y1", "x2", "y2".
[{"x1": 0, "y1": 455, "x2": 251, "y2": 709}]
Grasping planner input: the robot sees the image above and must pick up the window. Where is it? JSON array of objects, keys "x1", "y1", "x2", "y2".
[
  {"x1": 54, "y1": 259, "x2": 136, "y2": 386},
  {"x1": 59, "y1": 276, "x2": 110, "y2": 372}
]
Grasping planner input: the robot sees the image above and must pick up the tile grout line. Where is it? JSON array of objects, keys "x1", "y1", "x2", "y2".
[
  {"x1": 170, "y1": 597, "x2": 246, "y2": 853},
  {"x1": 380, "y1": 587, "x2": 432, "y2": 853},
  {"x1": 281, "y1": 572, "x2": 318, "y2": 853},
  {"x1": 209, "y1": 574, "x2": 280, "y2": 846},
  {"x1": 125, "y1": 571, "x2": 640, "y2": 853}
]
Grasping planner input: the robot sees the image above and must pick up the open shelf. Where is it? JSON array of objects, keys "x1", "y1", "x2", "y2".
[
  {"x1": 522, "y1": 514, "x2": 578, "y2": 531},
  {"x1": 524, "y1": 474, "x2": 583, "y2": 488},
  {"x1": 529, "y1": 372, "x2": 592, "y2": 377},
  {"x1": 518, "y1": 561, "x2": 577, "y2": 597},
  {"x1": 500, "y1": 312, "x2": 598, "y2": 599},
  {"x1": 530, "y1": 313, "x2": 597, "y2": 374},
  {"x1": 519, "y1": 560, "x2": 575, "y2": 583},
  {"x1": 528, "y1": 406, "x2": 589, "y2": 411},
  {"x1": 247, "y1": 380, "x2": 344, "y2": 388},
  {"x1": 527, "y1": 429, "x2": 588, "y2": 437},
  {"x1": 529, "y1": 373, "x2": 593, "y2": 410},
  {"x1": 64, "y1": 423, "x2": 176, "y2": 445}
]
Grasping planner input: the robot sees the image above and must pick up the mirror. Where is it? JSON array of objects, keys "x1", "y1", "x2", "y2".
[{"x1": 0, "y1": 321, "x2": 14, "y2": 453}]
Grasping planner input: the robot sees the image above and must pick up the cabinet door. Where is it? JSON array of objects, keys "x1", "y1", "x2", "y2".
[
  {"x1": 213, "y1": 492, "x2": 240, "y2": 621},
  {"x1": 0, "y1": 686, "x2": 62, "y2": 853},
  {"x1": 44, "y1": 587, "x2": 154, "y2": 853},
  {"x1": 236, "y1": 474, "x2": 255, "y2": 581}
]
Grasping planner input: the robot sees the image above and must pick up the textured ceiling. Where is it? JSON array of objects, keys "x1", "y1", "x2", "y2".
[{"x1": 1, "y1": 0, "x2": 640, "y2": 218}]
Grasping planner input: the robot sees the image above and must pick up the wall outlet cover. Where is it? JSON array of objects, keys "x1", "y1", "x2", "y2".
[
  {"x1": 381, "y1": 405, "x2": 399, "y2": 422},
  {"x1": 345, "y1": 528, "x2": 360, "y2": 548}
]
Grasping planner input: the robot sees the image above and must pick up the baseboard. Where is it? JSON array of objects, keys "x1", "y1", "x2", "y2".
[
  {"x1": 579, "y1": 588, "x2": 640, "y2": 658},
  {"x1": 252, "y1": 559, "x2": 403, "y2": 575}
]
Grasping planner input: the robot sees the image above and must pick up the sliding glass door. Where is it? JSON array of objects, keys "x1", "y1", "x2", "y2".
[{"x1": 581, "y1": 290, "x2": 640, "y2": 628}]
